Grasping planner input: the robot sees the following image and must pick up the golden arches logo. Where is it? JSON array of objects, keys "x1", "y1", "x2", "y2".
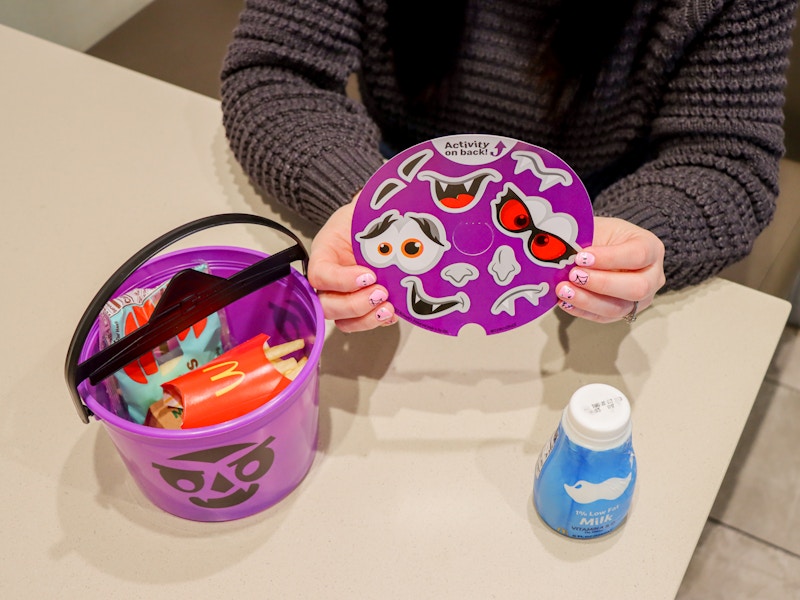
[{"x1": 202, "y1": 361, "x2": 245, "y2": 396}]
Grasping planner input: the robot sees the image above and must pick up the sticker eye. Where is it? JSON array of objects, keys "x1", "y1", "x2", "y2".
[
  {"x1": 498, "y1": 198, "x2": 531, "y2": 231},
  {"x1": 378, "y1": 242, "x2": 393, "y2": 256},
  {"x1": 530, "y1": 233, "x2": 569, "y2": 262},
  {"x1": 401, "y1": 239, "x2": 423, "y2": 258}
]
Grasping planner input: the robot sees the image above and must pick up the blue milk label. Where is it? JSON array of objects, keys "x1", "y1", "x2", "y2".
[{"x1": 533, "y1": 424, "x2": 636, "y2": 539}]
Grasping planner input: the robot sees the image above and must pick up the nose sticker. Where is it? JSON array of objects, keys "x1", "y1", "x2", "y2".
[{"x1": 352, "y1": 134, "x2": 594, "y2": 335}]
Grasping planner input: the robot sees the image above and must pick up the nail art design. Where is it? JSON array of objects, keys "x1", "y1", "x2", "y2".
[
  {"x1": 357, "y1": 273, "x2": 377, "y2": 287},
  {"x1": 560, "y1": 301, "x2": 574, "y2": 310},
  {"x1": 369, "y1": 289, "x2": 387, "y2": 306},
  {"x1": 577, "y1": 252, "x2": 595, "y2": 267},
  {"x1": 559, "y1": 285, "x2": 575, "y2": 300},
  {"x1": 572, "y1": 269, "x2": 589, "y2": 285},
  {"x1": 376, "y1": 307, "x2": 392, "y2": 321}
]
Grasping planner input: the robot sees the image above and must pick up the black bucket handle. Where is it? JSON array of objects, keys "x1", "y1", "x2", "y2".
[{"x1": 64, "y1": 213, "x2": 309, "y2": 424}]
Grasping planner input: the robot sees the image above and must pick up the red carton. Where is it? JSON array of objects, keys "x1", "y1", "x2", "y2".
[{"x1": 161, "y1": 333, "x2": 291, "y2": 429}]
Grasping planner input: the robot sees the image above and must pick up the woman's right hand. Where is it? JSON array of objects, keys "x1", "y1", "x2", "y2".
[{"x1": 307, "y1": 197, "x2": 398, "y2": 332}]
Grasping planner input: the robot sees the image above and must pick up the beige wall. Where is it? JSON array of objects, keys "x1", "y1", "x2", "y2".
[{"x1": 0, "y1": 0, "x2": 153, "y2": 51}]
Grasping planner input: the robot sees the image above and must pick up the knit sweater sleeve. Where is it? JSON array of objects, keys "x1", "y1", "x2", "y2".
[
  {"x1": 220, "y1": 0, "x2": 385, "y2": 225},
  {"x1": 592, "y1": 0, "x2": 797, "y2": 290}
]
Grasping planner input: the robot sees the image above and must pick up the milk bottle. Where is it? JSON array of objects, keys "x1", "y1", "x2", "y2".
[{"x1": 533, "y1": 383, "x2": 636, "y2": 539}]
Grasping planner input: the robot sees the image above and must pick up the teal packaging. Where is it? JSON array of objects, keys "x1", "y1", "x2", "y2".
[{"x1": 533, "y1": 384, "x2": 637, "y2": 539}]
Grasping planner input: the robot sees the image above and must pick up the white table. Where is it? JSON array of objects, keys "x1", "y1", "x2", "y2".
[{"x1": 0, "y1": 24, "x2": 790, "y2": 599}]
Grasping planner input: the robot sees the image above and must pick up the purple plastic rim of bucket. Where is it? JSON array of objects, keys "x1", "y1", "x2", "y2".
[{"x1": 76, "y1": 245, "x2": 325, "y2": 441}]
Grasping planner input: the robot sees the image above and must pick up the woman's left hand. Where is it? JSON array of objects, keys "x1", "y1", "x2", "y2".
[{"x1": 554, "y1": 216, "x2": 666, "y2": 323}]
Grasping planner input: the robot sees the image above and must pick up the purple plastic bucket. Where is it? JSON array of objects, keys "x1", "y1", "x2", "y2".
[{"x1": 65, "y1": 215, "x2": 324, "y2": 522}]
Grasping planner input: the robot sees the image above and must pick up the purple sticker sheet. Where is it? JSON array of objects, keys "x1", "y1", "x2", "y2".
[{"x1": 352, "y1": 134, "x2": 594, "y2": 336}]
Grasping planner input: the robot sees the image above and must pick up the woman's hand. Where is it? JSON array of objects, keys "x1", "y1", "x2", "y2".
[
  {"x1": 307, "y1": 197, "x2": 398, "y2": 332},
  {"x1": 555, "y1": 216, "x2": 666, "y2": 323}
]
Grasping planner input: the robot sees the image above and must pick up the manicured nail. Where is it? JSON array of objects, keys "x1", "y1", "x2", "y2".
[
  {"x1": 357, "y1": 272, "x2": 376, "y2": 287},
  {"x1": 560, "y1": 301, "x2": 574, "y2": 310},
  {"x1": 571, "y1": 269, "x2": 589, "y2": 286},
  {"x1": 376, "y1": 307, "x2": 392, "y2": 321},
  {"x1": 558, "y1": 285, "x2": 575, "y2": 300},
  {"x1": 577, "y1": 252, "x2": 595, "y2": 267},
  {"x1": 368, "y1": 289, "x2": 387, "y2": 306}
]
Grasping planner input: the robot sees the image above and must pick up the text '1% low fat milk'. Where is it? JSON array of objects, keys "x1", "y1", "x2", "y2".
[{"x1": 533, "y1": 384, "x2": 637, "y2": 539}]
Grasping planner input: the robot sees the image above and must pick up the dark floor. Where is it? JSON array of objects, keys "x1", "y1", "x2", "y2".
[
  {"x1": 784, "y1": 9, "x2": 800, "y2": 162},
  {"x1": 86, "y1": 0, "x2": 243, "y2": 99}
]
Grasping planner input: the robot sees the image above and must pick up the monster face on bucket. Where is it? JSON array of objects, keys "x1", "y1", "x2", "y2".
[{"x1": 153, "y1": 435, "x2": 276, "y2": 509}]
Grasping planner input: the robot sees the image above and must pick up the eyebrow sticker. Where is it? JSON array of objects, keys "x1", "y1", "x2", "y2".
[
  {"x1": 399, "y1": 149, "x2": 434, "y2": 182},
  {"x1": 370, "y1": 178, "x2": 407, "y2": 210},
  {"x1": 511, "y1": 150, "x2": 573, "y2": 192}
]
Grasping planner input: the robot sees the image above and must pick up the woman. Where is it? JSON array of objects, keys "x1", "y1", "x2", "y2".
[{"x1": 221, "y1": 0, "x2": 797, "y2": 332}]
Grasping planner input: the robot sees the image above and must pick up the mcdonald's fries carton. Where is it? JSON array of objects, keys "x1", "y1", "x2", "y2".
[{"x1": 145, "y1": 333, "x2": 307, "y2": 429}]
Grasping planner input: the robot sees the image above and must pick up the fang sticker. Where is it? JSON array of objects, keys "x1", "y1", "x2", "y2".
[
  {"x1": 491, "y1": 284, "x2": 550, "y2": 316},
  {"x1": 418, "y1": 168, "x2": 501, "y2": 213}
]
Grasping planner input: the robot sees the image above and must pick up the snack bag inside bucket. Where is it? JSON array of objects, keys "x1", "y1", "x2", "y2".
[{"x1": 98, "y1": 262, "x2": 230, "y2": 424}]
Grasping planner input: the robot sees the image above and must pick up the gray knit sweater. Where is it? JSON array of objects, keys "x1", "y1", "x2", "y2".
[{"x1": 221, "y1": 0, "x2": 797, "y2": 290}]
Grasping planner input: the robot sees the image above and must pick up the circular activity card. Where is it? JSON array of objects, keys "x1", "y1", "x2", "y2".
[{"x1": 352, "y1": 134, "x2": 594, "y2": 336}]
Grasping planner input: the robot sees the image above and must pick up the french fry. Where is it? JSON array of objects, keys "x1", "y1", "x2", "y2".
[
  {"x1": 271, "y1": 357, "x2": 298, "y2": 375},
  {"x1": 284, "y1": 356, "x2": 308, "y2": 381},
  {"x1": 265, "y1": 338, "x2": 307, "y2": 380},
  {"x1": 264, "y1": 338, "x2": 305, "y2": 361}
]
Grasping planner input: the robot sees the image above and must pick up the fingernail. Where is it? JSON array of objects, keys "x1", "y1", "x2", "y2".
[
  {"x1": 369, "y1": 289, "x2": 387, "y2": 306},
  {"x1": 376, "y1": 307, "x2": 392, "y2": 321},
  {"x1": 357, "y1": 272, "x2": 376, "y2": 287},
  {"x1": 577, "y1": 252, "x2": 595, "y2": 267},
  {"x1": 571, "y1": 269, "x2": 589, "y2": 286},
  {"x1": 558, "y1": 285, "x2": 575, "y2": 300},
  {"x1": 560, "y1": 301, "x2": 574, "y2": 310}
]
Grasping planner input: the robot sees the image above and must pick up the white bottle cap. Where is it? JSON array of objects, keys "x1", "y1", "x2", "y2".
[{"x1": 561, "y1": 384, "x2": 632, "y2": 450}]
